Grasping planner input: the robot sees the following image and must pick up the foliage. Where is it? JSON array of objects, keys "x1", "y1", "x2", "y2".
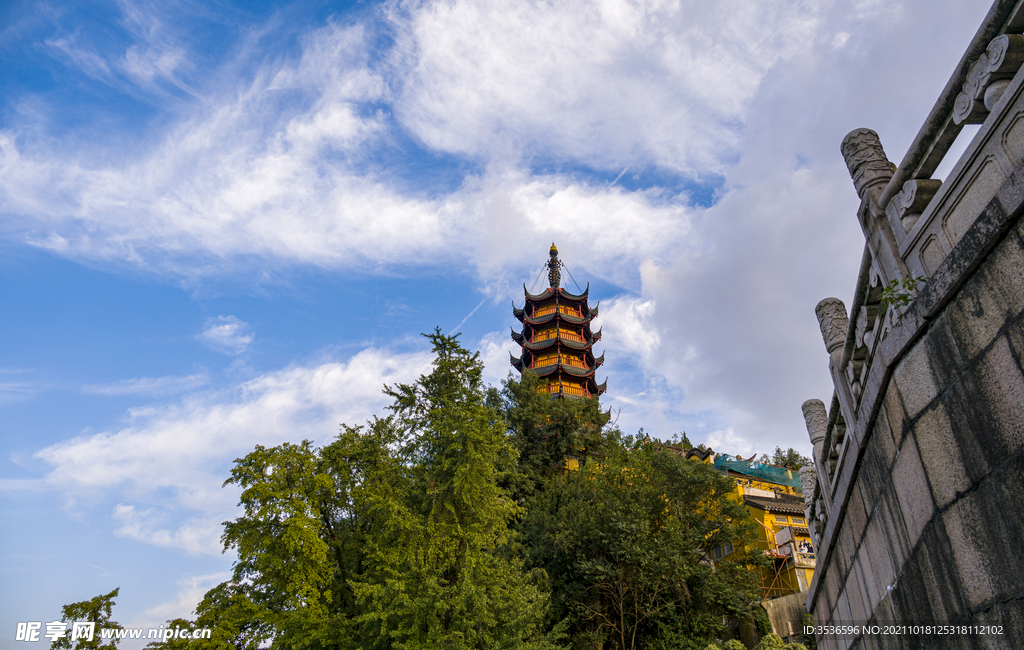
[
  {"x1": 148, "y1": 330, "x2": 559, "y2": 650},
  {"x1": 500, "y1": 369, "x2": 616, "y2": 501},
  {"x1": 879, "y1": 275, "x2": 928, "y2": 310},
  {"x1": 756, "y1": 447, "x2": 811, "y2": 470},
  {"x1": 146, "y1": 329, "x2": 779, "y2": 650},
  {"x1": 801, "y1": 613, "x2": 817, "y2": 650},
  {"x1": 520, "y1": 436, "x2": 763, "y2": 650},
  {"x1": 348, "y1": 329, "x2": 558, "y2": 650},
  {"x1": 52, "y1": 589, "x2": 122, "y2": 650},
  {"x1": 752, "y1": 633, "x2": 806, "y2": 650}
]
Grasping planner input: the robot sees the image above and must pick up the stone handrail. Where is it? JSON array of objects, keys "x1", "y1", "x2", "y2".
[{"x1": 878, "y1": 0, "x2": 1023, "y2": 210}]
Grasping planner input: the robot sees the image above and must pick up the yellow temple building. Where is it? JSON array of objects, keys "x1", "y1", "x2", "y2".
[
  {"x1": 713, "y1": 454, "x2": 817, "y2": 599},
  {"x1": 660, "y1": 445, "x2": 818, "y2": 600}
]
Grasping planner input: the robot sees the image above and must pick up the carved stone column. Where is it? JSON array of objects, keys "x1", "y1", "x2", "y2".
[
  {"x1": 799, "y1": 465, "x2": 817, "y2": 506},
  {"x1": 815, "y1": 298, "x2": 848, "y2": 365},
  {"x1": 802, "y1": 398, "x2": 829, "y2": 461},
  {"x1": 799, "y1": 465, "x2": 820, "y2": 548},
  {"x1": 816, "y1": 297, "x2": 858, "y2": 437},
  {"x1": 842, "y1": 129, "x2": 893, "y2": 205},
  {"x1": 841, "y1": 130, "x2": 909, "y2": 285}
]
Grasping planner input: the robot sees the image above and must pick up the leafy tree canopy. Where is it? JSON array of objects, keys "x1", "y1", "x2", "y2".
[
  {"x1": 133, "y1": 330, "x2": 779, "y2": 650},
  {"x1": 756, "y1": 447, "x2": 812, "y2": 471},
  {"x1": 51, "y1": 588, "x2": 122, "y2": 650}
]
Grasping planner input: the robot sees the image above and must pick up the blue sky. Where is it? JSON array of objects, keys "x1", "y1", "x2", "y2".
[{"x1": 0, "y1": 0, "x2": 993, "y2": 644}]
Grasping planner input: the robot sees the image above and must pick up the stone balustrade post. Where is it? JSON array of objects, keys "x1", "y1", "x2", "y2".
[
  {"x1": 842, "y1": 129, "x2": 910, "y2": 284},
  {"x1": 816, "y1": 298, "x2": 859, "y2": 440},
  {"x1": 802, "y1": 398, "x2": 828, "y2": 464}
]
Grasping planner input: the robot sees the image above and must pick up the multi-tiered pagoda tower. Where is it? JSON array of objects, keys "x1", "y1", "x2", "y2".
[{"x1": 511, "y1": 244, "x2": 606, "y2": 399}]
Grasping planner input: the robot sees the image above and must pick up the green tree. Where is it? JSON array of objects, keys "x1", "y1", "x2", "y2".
[
  {"x1": 52, "y1": 588, "x2": 122, "y2": 650},
  {"x1": 501, "y1": 369, "x2": 617, "y2": 502},
  {"x1": 521, "y1": 438, "x2": 763, "y2": 650},
  {"x1": 349, "y1": 329, "x2": 560, "y2": 650},
  {"x1": 768, "y1": 447, "x2": 812, "y2": 470},
  {"x1": 151, "y1": 330, "x2": 560, "y2": 650}
]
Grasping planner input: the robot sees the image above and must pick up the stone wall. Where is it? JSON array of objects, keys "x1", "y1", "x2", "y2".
[
  {"x1": 802, "y1": 2, "x2": 1024, "y2": 648},
  {"x1": 809, "y1": 170, "x2": 1024, "y2": 650}
]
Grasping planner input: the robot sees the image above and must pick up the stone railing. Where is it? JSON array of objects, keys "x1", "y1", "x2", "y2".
[{"x1": 802, "y1": 0, "x2": 1024, "y2": 586}]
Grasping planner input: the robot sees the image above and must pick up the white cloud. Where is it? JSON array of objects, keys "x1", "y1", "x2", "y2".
[
  {"x1": 113, "y1": 504, "x2": 223, "y2": 556},
  {"x1": 3, "y1": 0, "x2": 997, "y2": 459},
  {"x1": 389, "y1": 0, "x2": 826, "y2": 174},
  {"x1": 131, "y1": 571, "x2": 231, "y2": 629},
  {"x1": 478, "y1": 329, "x2": 515, "y2": 388},
  {"x1": 83, "y1": 373, "x2": 209, "y2": 396},
  {"x1": 36, "y1": 346, "x2": 433, "y2": 554},
  {"x1": 197, "y1": 316, "x2": 253, "y2": 355}
]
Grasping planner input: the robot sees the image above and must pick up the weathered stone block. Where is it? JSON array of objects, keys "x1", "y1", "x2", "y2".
[
  {"x1": 973, "y1": 335, "x2": 1024, "y2": 455},
  {"x1": 972, "y1": 595, "x2": 1024, "y2": 650},
  {"x1": 872, "y1": 405, "x2": 898, "y2": 472},
  {"x1": 861, "y1": 513, "x2": 896, "y2": 608},
  {"x1": 941, "y1": 449, "x2": 1024, "y2": 618},
  {"x1": 836, "y1": 522, "x2": 856, "y2": 582},
  {"x1": 883, "y1": 382, "x2": 908, "y2": 447},
  {"x1": 942, "y1": 495, "x2": 998, "y2": 611},
  {"x1": 837, "y1": 588, "x2": 854, "y2": 625},
  {"x1": 946, "y1": 263, "x2": 1013, "y2": 362},
  {"x1": 893, "y1": 336, "x2": 942, "y2": 419},
  {"x1": 912, "y1": 406, "x2": 972, "y2": 509},
  {"x1": 856, "y1": 443, "x2": 886, "y2": 509},
  {"x1": 846, "y1": 562, "x2": 869, "y2": 623},
  {"x1": 846, "y1": 476, "x2": 868, "y2": 546},
  {"x1": 925, "y1": 313, "x2": 968, "y2": 390},
  {"x1": 942, "y1": 374, "x2": 1000, "y2": 485},
  {"x1": 891, "y1": 434, "x2": 935, "y2": 547},
  {"x1": 1006, "y1": 310, "x2": 1024, "y2": 363},
  {"x1": 872, "y1": 593, "x2": 895, "y2": 626},
  {"x1": 889, "y1": 524, "x2": 969, "y2": 627},
  {"x1": 985, "y1": 222, "x2": 1024, "y2": 318},
  {"x1": 875, "y1": 486, "x2": 912, "y2": 571},
  {"x1": 852, "y1": 544, "x2": 878, "y2": 614}
]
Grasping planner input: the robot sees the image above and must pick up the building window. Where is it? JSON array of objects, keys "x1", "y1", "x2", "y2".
[{"x1": 723, "y1": 541, "x2": 733, "y2": 557}]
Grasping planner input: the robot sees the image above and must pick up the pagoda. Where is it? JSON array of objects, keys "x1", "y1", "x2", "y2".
[{"x1": 511, "y1": 244, "x2": 607, "y2": 399}]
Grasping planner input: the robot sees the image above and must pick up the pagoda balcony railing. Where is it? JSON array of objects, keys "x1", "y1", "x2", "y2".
[
  {"x1": 532, "y1": 305, "x2": 582, "y2": 318},
  {"x1": 532, "y1": 330, "x2": 584, "y2": 343},
  {"x1": 532, "y1": 356, "x2": 586, "y2": 370},
  {"x1": 538, "y1": 383, "x2": 590, "y2": 398}
]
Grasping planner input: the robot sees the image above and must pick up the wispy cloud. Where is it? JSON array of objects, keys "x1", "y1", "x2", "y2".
[
  {"x1": 197, "y1": 317, "x2": 252, "y2": 355},
  {"x1": 83, "y1": 373, "x2": 209, "y2": 397},
  {"x1": 131, "y1": 572, "x2": 232, "y2": 630},
  {"x1": 2, "y1": 0, "x2": 996, "y2": 456},
  {"x1": 36, "y1": 346, "x2": 433, "y2": 553}
]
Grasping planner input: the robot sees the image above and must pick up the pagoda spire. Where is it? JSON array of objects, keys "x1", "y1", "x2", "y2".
[
  {"x1": 511, "y1": 244, "x2": 607, "y2": 399},
  {"x1": 547, "y1": 243, "x2": 562, "y2": 288}
]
